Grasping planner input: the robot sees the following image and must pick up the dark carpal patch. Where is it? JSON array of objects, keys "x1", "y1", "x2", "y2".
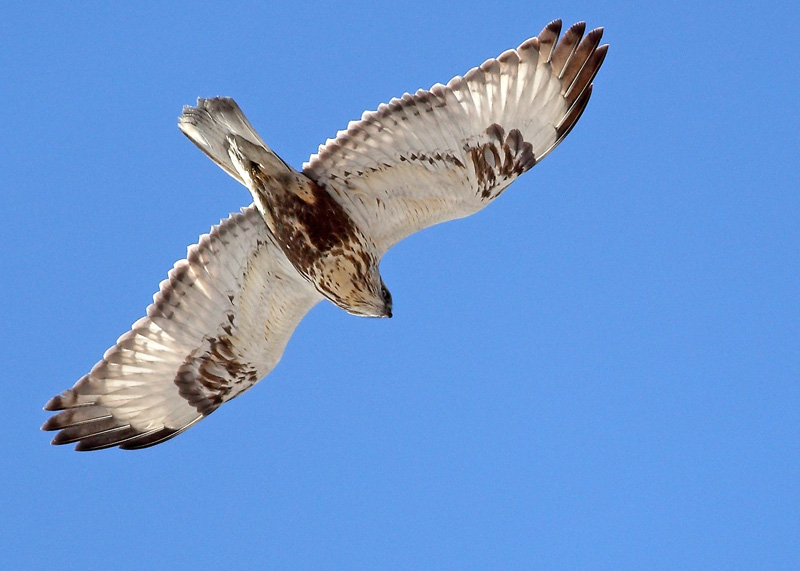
[
  {"x1": 175, "y1": 335, "x2": 259, "y2": 416},
  {"x1": 467, "y1": 123, "x2": 536, "y2": 199}
]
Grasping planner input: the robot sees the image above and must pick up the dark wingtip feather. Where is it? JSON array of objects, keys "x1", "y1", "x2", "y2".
[
  {"x1": 41, "y1": 415, "x2": 65, "y2": 432},
  {"x1": 551, "y1": 21, "x2": 587, "y2": 76},
  {"x1": 44, "y1": 394, "x2": 65, "y2": 411},
  {"x1": 565, "y1": 43, "x2": 608, "y2": 106},
  {"x1": 50, "y1": 417, "x2": 131, "y2": 446},
  {"x1": 44, "y1": 382, "x2": 95, "y2": 412},
  {"x1": 592, "y1": 43, "x2": 609, "y2": 78},
  {"x1": 544, "y1": 19, "x2": 562, "y2": 35},
  {"x1": 42, "y1": 407, "x2": 114, "y2": 433},
  {"x1": 538, "y1": 19, "x2": 563, "y2": 61},
  {"x1": 567, "y1": 21, "x2": 586, "y2": 40},
  {"x1": 583, "y1": 27, "x2": 604, "y2": 49},
  {"x1": 562, "y1": 30, "x2": 607, "y2": 103},
  {"x1": 74, "y1": 426, "x2": 163, "y2": 451},
  {"x1": 555, "y1": 84, "x2": 594, "y2": 144},
  {"x1": 119, "y1": 427, "x2": 182, "y2": 450}
]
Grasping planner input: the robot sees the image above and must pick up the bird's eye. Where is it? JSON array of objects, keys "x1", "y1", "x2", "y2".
[{"x1": 380, "y1": 284, "x2": 392, "y2": 305}]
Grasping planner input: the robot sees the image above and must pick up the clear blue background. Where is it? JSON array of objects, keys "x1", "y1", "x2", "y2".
[{"x1": 2, "y1": 2, "x2": 798, "y2": 569}]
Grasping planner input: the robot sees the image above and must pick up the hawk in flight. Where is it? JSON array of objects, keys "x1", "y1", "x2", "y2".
[{"x1": 43, "y1": 20, "x2": 607, "y2": 450}]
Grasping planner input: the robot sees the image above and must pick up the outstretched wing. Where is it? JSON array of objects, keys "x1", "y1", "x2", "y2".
[
  {"x1": 303, "y1": 20, "x2": 607, "y2": 256},
  {"x1": 43, "y1": 206, "x2": 322, "y2": 450}
]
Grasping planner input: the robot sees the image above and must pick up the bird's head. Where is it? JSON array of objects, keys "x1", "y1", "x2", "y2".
[{"x1": 340, "y1": 277, "x2": 392, "y2": 318}]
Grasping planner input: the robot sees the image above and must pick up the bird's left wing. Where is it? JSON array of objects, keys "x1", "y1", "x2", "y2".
[
  {"x1": 303, "y1": 21, "x2": 607, "y2": 256},
  {"x1": 43, "y1": 206, "x2": 322, "y2": 450}
]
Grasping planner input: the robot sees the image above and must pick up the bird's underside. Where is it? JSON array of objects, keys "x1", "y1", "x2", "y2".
[{"x1": 43, "y1": 20, "x2": 607, "y2": 450}]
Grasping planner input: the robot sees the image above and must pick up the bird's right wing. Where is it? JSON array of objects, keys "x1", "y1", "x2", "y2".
[{"x1": 43, "y1": 206, "x2": 322, "y2": 450}]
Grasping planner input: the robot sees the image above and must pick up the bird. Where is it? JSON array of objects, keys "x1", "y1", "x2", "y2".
[{"x1": 42, "y1": 20, "x2": 607, "y2": 450}]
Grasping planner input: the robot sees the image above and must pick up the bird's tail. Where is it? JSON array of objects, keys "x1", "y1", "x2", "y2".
[{"x1": 179, "y1": 97, "x2": 282, "y2": 184}]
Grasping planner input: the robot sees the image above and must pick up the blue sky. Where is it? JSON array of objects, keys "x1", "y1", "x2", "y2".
[{"x1": 2, "y1": 1, "x2": 799, "y2": 569}]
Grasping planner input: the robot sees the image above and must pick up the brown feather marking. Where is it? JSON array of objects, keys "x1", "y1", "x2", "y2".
[
  {"x1": 247, "y1": 162, "x2": 382, "y2": 312},
  {"x1": 468, "y1": 124, "x2": 536, "y2": 199},
  {"x1": 175, "y1": 335, "x2": 259, "y2": 416},
  {"x1": 249, "y1": 166, "x2": 361, "y2": 270},
  {"x1": 399, "y1": 151, "x2": 465, "y2": 169}
]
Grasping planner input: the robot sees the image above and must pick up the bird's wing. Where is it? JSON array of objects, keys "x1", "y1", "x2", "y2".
[
  {"x1": 43, "y1": 206, "x2": 322, "y2": 450},
  {"x1": 303, "y1": 20, "x2": 607, "y2": 256}
]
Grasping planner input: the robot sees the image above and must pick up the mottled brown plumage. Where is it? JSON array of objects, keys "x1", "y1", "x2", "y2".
[{"x1": 469, "y1": 123, "x2": 536, "y2": 200}]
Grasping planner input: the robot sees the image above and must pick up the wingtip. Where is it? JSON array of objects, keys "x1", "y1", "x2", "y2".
[
  {"x1": 538, "y1": 19, "x2": 564, "y2": 59},
  {"x1": 596, "y1": 43, "x2": 610, "y2": 62},
  {"x1": 41, "y1": 415, "x2": 60, "y2": 432},
  {"x1": 568, "y1": 21, "x2": 587, "y2": 36},
  {"x1": 584, "y1": 27, "x2": 605, "y2": 46},
  {"x1": 43, "y1": 394, "x2": 63, "y2": 412},
  {"x1": 546, "y1": 18, "x2": 562, "y2": 31}
]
